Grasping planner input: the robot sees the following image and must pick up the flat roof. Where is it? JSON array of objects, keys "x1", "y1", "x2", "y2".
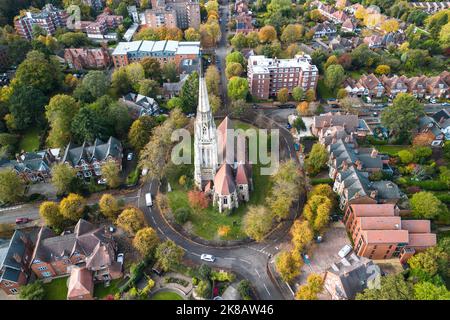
[
  {"x1": 112, "y1": 40, "x2": 201, "y2": 56},
  {"x1": 401, "y1": 220, "x2": 431, "y2": 234},
  {"x1": 139, "y1": 40, "x2": 155, "y2": 52},
  {"x1": 152, "y1": 40, "x2": 167, "y2": 52},
  {"x1": 358, "y1": 216, "x2": 401, "y2": 230},
  {"x1": 350, "y1": 204, "x2": 397, "y2": 217},
  {"x1": 112, "y1": 41, "x2": 142, "y2": 55},
  {"x1": 408, "y1": 233, "x2": 437, "y2": 248},
  {"x1": 362, "y1": 230, "x2": 409, "y2": 244}
]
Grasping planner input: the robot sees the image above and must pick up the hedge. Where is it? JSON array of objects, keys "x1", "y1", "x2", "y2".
[
  {"x1": 310, "y1": 178, "x2": 334, "y2": 185},
  {"x1": 436, "y1": 194, "x2": 450, "y2": 204},
  {"x1": 397, "y1": 179, "x2": 448, "y2": 191}
]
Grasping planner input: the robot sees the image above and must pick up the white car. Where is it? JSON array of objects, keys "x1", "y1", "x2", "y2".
[
  {"x1": 200, "y1": 254, "x2": 216, "y2": 262},
  {"x1": 98, "y1": 178, "x2": 107, "y2": 185},
  {"x1": 127, "y1": 152, "x2": 133, "y2": 161},
  {"x1": 117, "y1": 253, "x2": 124, "y2": 264},
  {"x1": 338, "y1": 245, "x2": 353, "y2": 258}
]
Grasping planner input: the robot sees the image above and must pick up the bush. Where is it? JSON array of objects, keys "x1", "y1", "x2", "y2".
[
  {"x1": 174, "y1": 208, "x2": 190, "y2": 224},
  {"x1": 310, "y1": 178, "x2": 333, "y2": 185},
  {"x1": 436, "y1": 194, "x2": 450, "y2": 204},
  {"x1": 210, "y1": 271, "x2": 236, "y2": 282},
  {"x1": 366, "y1": 136, "x2": 388, "y2": 145},
  {"x1": 237, "y1": 280, "x2": 252, "y2": 300},
  {"x1": 195, "y1": 280, "x2": 211, "y2": 299}
]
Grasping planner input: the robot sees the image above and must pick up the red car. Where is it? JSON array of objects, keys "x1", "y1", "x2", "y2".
[{"x1": 15, "y1": 217, "x2": 31, "y2": 224}]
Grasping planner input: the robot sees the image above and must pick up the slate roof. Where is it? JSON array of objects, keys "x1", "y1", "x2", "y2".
[
  {"x1": 371, "y1": 180, "x2": 401, "y2": 200},
  {"x1": 122, "y1": 93, "x2": 160, "y2": 117},
  {"x1": 214, "y1": 164, "x2": 236, "y2": 196},
  {"x1": 0, "y1": 231, "x2": 30, "y2": 282},
  {"x1": 338, "y1": 166, "x2": 372, "y2": 201},
  {"x1": 61, "y1": 136, "x2": 122, "y2": 167}
]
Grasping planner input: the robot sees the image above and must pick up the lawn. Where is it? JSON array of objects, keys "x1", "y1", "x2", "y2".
[
  {"x1": 94, "y1": 279, "x2": 122, "y2": 299},
  {"x1": 150, "y1": 291, "x2": 184, "y2": 300},
  {"x1": 375, "y1": 145, "x2": 410, "y2": 156},
  {"x1": 43, "y1": 277, "x2": 68, "y2": 300},
  {"x1": 317, "y1": 79, "x2": 334, "y2": 100},
  {"x1": 166, "y1": 120, "x2": 272, "y2": 241},
  {"x1": 19, "y1": 128, "x2": 41, "y2": 152}
]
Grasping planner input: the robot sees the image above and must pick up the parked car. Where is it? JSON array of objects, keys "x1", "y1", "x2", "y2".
[
  {"x1": 98, "y1": 178, "x2": 107, "y2": 185},
  {"x1": 286, "y1": 123, "x2": 292, "y2": 130},
  {"x1": 127, "y1": 152, "x2": 133, "y2": 161},
  {"x1": 109, "y1": 226, "x2": 116, "y2": 233},
  {"x1": 338, "y1": 244, "x2": 353, "y2": 258},
  {"x1": 15, "y1": 217, "x2": 31, "y2": 225},
  {"x1": 442, "y1": 102, "x2": 450, "y2": 107},
  {"x1": 278, "y1": 103, "x2": 296, "y2": 109},
  {"x1": 142, "y1": 167, "x2": 148, "y2": 176},
  {"x1": 430, "y1": 98, "x2": 437, "y2": 104},
  {"x1": 117, "y1": 253, "x2": 124, "y2": 265},
  {"x1": 200, "y1": 254, "x2": 216, "y2": 262}
]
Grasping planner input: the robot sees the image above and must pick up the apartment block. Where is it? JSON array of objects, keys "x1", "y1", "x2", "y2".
[
  {"x1": 144, "y1": 7, "x2": 178, "y2": 28},
  {"x1": 147, "y1": 0, "x2": 201, "y2": 30},
  {"x1": 247, "y1": 54, "x2": 318, "y2": 100},
  {"x1": 14, "y1": 4, "x2": 68, "y2": 40}
]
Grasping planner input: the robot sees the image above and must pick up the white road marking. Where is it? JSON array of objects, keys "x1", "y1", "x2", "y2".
[
  {"x1": 263, "y1": 283, "x2": 271, "y2": 296},
  {"x1": 224, "y1": 257, "x2": 236, "y2": 261},
  {"x1": 286, "y1": 282, "x2": 295, "y2": 296},
  {"x1": 151, "y1": 216, "x2": 156, "y2": 224},
  {"x1": 190, "y1": 252, "x2": 200, "y2": 257},
  {"x1": 239, "y1": 258, "x2": 251, "y2": 264},
  {"x1": 0, "y1": 205, "x2": 24, "y2": 212},
  {"x1": 255, "y1": 269, "x2": 261, "y2": 278},
  {"x1": 157, "y1": 227, "x2": 165, "y2": 235}
]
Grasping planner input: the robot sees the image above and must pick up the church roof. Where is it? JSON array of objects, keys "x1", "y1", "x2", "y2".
[
  {"x1": 198, "y1": 77, "x2": 211, "y2": 113},
  {"x1": 217, "y1": 117, "x2": 233, "y2": 163},
  {"x1": 235, "y1": 163, "x2": 250, "y2": 185},
  {"x1": 214, "y1": 164, "x2": 236, "y2": 195}
]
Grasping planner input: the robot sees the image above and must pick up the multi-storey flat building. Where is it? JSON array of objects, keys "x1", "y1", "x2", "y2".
[
  {"x1": 148, "y1": 0, "x2": 201, "y2": 30},
  {"x1": 247, "y1": 54, "x2": 318, "y2": 99},
  {"x1": 14, "y1": 4, "x2": 68, "y2": 40},
  {"x1": 112, "y1": 40, "x2": 200, "y2": 69}
]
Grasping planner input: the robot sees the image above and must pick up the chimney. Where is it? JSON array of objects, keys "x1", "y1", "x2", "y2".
[
  {"x1": 370, "y1": 190, "x2": 378, "y2": 199},
  {"x1": 371, "y1": 148, "x2": 378, "y2": 158},
  {"x1": 13, "y1": 253, "x2": 22, "y2": 264},
  {"x1": 342, "y1": 160, "x2": 348, "y2": 170},
  {"x1": 356, "y1": 160, "x2": 363, "y2": 170}
]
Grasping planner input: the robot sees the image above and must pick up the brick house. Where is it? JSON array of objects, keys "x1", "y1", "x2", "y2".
[
  {"x1": 61, "y1": 136, "x2": 123, "y2": 179},
  {"x1": 67, "y1": 266, "x2": 94, "y2": 300},
  {"x1": 30, "y1": 219, "x2": 123, "y2": 282},
  {"x1": 0, "y1": 231, "x2": 33, "y2": 295},
  {"x1": 381, "y1": 75, "x2": 409, "y2": 98},
  {"x1": 311, "y1": 22, "x2": 337, "y2": 39},
  {"x1": 357, "y1": 74, "x2": 385, "y2": 98},
  {"x1": 64, "y1": 47, "x2": 111, "y2": 70},
  {"x1": 344, "y1": 204, "x2": 436, "y2": 262}
]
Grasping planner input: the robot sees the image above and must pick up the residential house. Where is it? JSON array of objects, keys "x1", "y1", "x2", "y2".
[
  {"x1": 61, "y1": 137, "x2": 123, "y2": 179},
  {"x1": 425, "y1": 74, "x2": 449, "y2": 99},
  {"x1": 406, "y1": 76, "x2": 428, "y2": 98},
  {"x1": 312, "y1": 22, "x2": 337, "y2": 39},
  {"x1": 67, "y1": 266, "x2": 94, "y2": 300},
  {"x1": 409, "y1": 2, "x2": 450, "y2": 13},
  {"x1": 329, "y1": 36, "x2": 354, "y2": 52},
  {"x1": 381, "y1": 75, "x2": 409, "y2": 98},
  {"x1": 30, "y1": 219, "x2": 123, "y2": 282},
  {"x1": 341, "y1": 18, "x2": 356, "y2": 33},
  {"x1": 312, "y1": 113, "x2": 359, "y2": 136},
  {"x1": 357, "y1": 74, "x2": 385, "y2": 98},
  {"x1": 0, "y1": 231, "x2": 33, "y2": 295},
  {"x1": 324, "y1": 253, "x2": 374, "y2": 300},
  {"x1": 120, "y1": 93, "x2": 160, "y2": 119},
  {"x1": 163, "y1": 73, "x2": 188, "y2": 99},
  {"x1": 64, "y1": 47, "x2": 111, "y2": 70},
  {"x1": 418, "y1": 116, "x2": 445, "y2": 141},
  {"x1": 344, "y1": 204, "x2": 436, "y2": 262},
  {"x1": 363, "y1": 35, "x2": 383, "y2": 49},
  {"x1": 0, "y1": 149, "x2": 56, "y2": 183}
]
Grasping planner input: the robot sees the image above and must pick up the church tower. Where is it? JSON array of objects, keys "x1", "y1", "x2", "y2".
[{"x1": 194, "y1": 76, "x2": 218, "y2": 187}]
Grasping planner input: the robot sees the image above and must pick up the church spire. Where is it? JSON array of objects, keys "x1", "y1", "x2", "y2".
[{"x1": 198, "y1": 76, "x2": 211, "y2": 113}]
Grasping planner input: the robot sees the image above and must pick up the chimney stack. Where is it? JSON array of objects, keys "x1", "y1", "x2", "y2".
[{"x1": 371, "y1": 148, "x2": 378, "y2": 158}]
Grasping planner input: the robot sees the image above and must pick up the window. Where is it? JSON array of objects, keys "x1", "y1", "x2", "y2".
[
  {"x1": 41, "y1": 271, "x2": 52, "y2": 278},
  {"x1": 38, "y1": 266, "x2": 47, "y2": 271},
  {"x1": 10, "y1": 288, "x2": 18, "y2": 294},
  {"x1": 223, "y1": 198, "x2": 228, "y2": 205}
]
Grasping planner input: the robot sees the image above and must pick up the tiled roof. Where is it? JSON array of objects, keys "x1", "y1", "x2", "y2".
[
  {"x1": 67, "y1": 267, "x2": 93, "y2": 299},
  {"x1": 214, "y1": 164, "x2": 236, "y2": 196},
  {"x1": 62, "y1": 136, "x2": 122, "y2": 166}
]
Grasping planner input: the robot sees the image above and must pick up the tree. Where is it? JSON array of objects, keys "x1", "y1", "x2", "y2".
[
  {"x1": 290, "y1": 220, "x2": 314, "y2": 252},
  {"x1": 227, "y1": 77, "x2": 249, "y2": 101},
  {"x1": 275, "y1": 250, "x2": 303, "y2": 283},
  {"x1": 155, "y1": 240, "x2": 184, "y2": 272},
  {"x1": 162, "y1": 62, "x2": 178, "y2": 83},
  {"x1": 230, "y1": 33, "x2": 247, "y2": 50},
  {"x1": 180, "y1": 71, "x2": 199, "y2": 113},
  {"x1": 71, "y1": 106, "x2": 108, "y2": 143},
  {"x1": 398, "y1": 150, "x2": 414, "y2": 164},
  {"x1": 309, "y1": 184, "x2": 336, "y2": 208},
  {"x1": 74, "y1": 71, "x2": 109, "y2": 102},
  {"x1": 205, "y1": 65, "x2": 220, "y2": 95},
  {"x1": 339, "y1": 96, "x2": 361, "y2": 115},
  {"x1": 356, "y1": 274, "x2": 415, "y2": 300},
  {"x1": 51, "y1": 163, "x2": 77, "y2": 196},
  {"x1": 225, "y1": 51, "x2": 245, "y2": 67},
  {"x1": 184, "y1": 27, "x2": 201, "y2": 41},
  {"x1": 414, "y1": 282, "x2": 450, "y2": 300},
  {"x1": 381, "y1": 19, "x2": 400, "y2": 33},
  {"x1": 324, "y1": 64, "x2": 345, "y2": 91},
  {"x1": 128, "y1": 116, "x2": 155, "y2": 152},
  {"x1": 111, "y1": 67, "x2": 132, "y2": 96},
  {"x1": 138, "y1": 79, "x2": 160, "y2": 98},
  {"x1": 140, "y1": 57, "x2": 162, "y2": 81},
  {"x1": 324, "y1": 55, "x2": 338, "y2": 70},
  {"x1": 45, "y1": 94, "x2": 79, "y2": 148},
  {"x1": 126, "y1": 63, "x2": 145, "y2": 91},
  {"x1": 225, "y1": 62, "x2": 244, "y2": 79},
  {"x1": 280, "y1": 24, "x2": 303, "y2": 44},
  {"x1": 188, "y1": 191, "x2": 209, "y2": 210},
  {"x1": 0, "y1": 169, "x2": 25, "y2": 204},
  {"x1": 303, "y1": 195, "x2": 333, "y2": 233},
  {"x1": 39, "y1": 201, "x2": 65, "y2": 230},
  {"x1": 297, "y1": 101, "x2": 309, "y2": 116},
  {"x1": 305, "y1": 143, "x2": 328, "y2": 175},
  {"x1": 246, "y1": 31, "x2": 259, "y2": 48},
  {"x1": 133, "y1": 227, "x2": 160, "y2": 257},
  {"x1": 59, "y1": 193, "x2": 86, "y2": 222},
  {"x1": 258, "y1": 25, "x2": 277, "y2": 43},
  {"x1": 19, "y1": 281, "x2": 45, "y2": 300},
  {"x1": 277, "y1": 88, "x2": 289, "y2": 103},
  {"x1": 293, "y1": 117, "x2": 306, "y2": 132},
  {"x1": 174, "y1": 208, "x2": 190, "y2": 224},
  {"x1": 243, "y1": 206, "x2": 273, "y2": 242},
  {"x1": 305, "y1": 89, "x2": 316, "y2": 102},
  {"x1": 286, "y1": 43, "x2": 300, "y2": 58},
  {"x1": 7, "y1": 84, "x2": 47, "y2": 131},
  {"x1": 337, "y1": 88, "x2": 348, "y2": 100},
  {"x1": 295, "y1": 274, "x2": 324, "y2": 300},
  {"x1": 410, "y1": 191, "x2": 445, "y2": 219},
  {"x1": 375, "y1": 64, "x2": 391, "y2": 75},
  {"x1": 292, "y1": 87, "x2": 305, "y2": 102},
  {"x1": 99, "y1": 194, "x2": 121, "y2": 220},
  {"x1": 413, "y1": 132, "x2": 435, "y2": 147},
  {"x1": 116, "y1": 207, "x2": 146, "y2": 235}
]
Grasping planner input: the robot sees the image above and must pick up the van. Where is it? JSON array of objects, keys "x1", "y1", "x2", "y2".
[{"x1": 145, "y1": 193, "x2": 153, "y2": 207}]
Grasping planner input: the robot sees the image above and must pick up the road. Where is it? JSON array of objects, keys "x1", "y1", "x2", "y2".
[{"x1": 215, "y1": 0, "x2": 231, "y2": 109}]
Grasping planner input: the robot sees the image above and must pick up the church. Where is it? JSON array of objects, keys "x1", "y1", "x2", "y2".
[{"x1": 194, "y1": 76, "x2": 253, "y2": 213}]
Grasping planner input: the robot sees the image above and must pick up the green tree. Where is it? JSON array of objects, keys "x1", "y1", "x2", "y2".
[
  {"x1": 101, "y1": 160, "x2": 122, "y2": 189},
  {"x1": 162, "y1": 62, "x2": 178, "y2": 83},
  {"x1": 230, "y1": 32, "x2": 248, "y2": 50},
  {"x1": 258, "y1": 25, "x2": 277, "y2": 43},
  {"x1": 305, "y1": 89, "x2": 316, "y2": 102},
  {"x1": 19, "y1": 281, "x2": 45, "y2": 300},
  {"x1": 398, "y1": 150, "x2": 414, "y2": 164},
  {"x1": 155, "y1": 240, "x2": 184, "y2": 272},
  {"x1": 381, "y1": 93, "x2": 424, "y2": 140},
  {"x1": 205, "y1": 65, "x2": 220, "y2": 95},
  {"x1": 99, "y1": 194, "x2": 121, "y2": 220},
  {"x1": 184, "y1": 27, "x2": 201, "y2": 41},
  {"x1": 138, "y1": 79, "x2": 160, "y2": 98},
  {"x1": 324, "y1": 64, "x2": 345, "y2": 91},
  {"x1": 133, "y1": 227, "x2": 160, "y2": 257},
  {"x1": 280, "y1": 24, "x2": 303, "y2": 44},
  {"x1": 410, "y1": 192, "x2": 445, "y2": 219},
  {"x1": 59, "y1": 193, "x2": 86, "y2": 222},
  {"x1": 305, "y1": 143, "x2": 328, "y2": 175},
  {"x1": 140, "y1": 57, "x2": 162, "y2": 80},
  {"x1": 116, "y1": 207, "x2": 146, "y2": 235},
  {"x1": 227, "y1": 77, "x2": 249, "y2": 101},
  {"x1": 128, "y1": 115, "x2": 155, "y2": 152},
  {"x1": 414, "y1": 282, "x2": 450, "y2": 300},
  {"x1": 243, "y1": 206, "x2": 273, "y2": 242},
  {"x1": 126, "y1": 63, "x2": 145, "y2": 91},
  {"x1": 277, "y1": 88, "x2": 289, "y2": 103},
  {"x1": 225, "y1": 51, "x2": 245, "y2": 67},
  {"x1": 303, "y1": 195, "x2": 332, "y2": 233},
  {"x1": 356, "y1": 274, "x2": 415, "y2": 300},
  {"x1": 74, "y1": 71, "x2": 109, "y2": 102},
  {"x1": 71, "y1": 106, "x2": 108, "y2": 143},
  {"x1": 111, "y1": 67, "x2": 132, "y2": 96},
  {"x1": 45, "y1": 94, "x2": 79, "y2": 148},
  {"x1": 51, "y1": 163, "x2": 77, "y2": 196},
  {"x1": 0, "y1": 169, "x2": 25, "y2": 204},
  {"x1": 225, "y1": 62, "x2": 244, "y2": 79},
  {"x1": 180, "y1": 71, "x2": 199, "y2": 113},
  {"x1": 166, "y1": 97, "x2": 184, "y2": 110},
  {"x1": 292, "y1": 87, "x2": 305, "y2": 102}
]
